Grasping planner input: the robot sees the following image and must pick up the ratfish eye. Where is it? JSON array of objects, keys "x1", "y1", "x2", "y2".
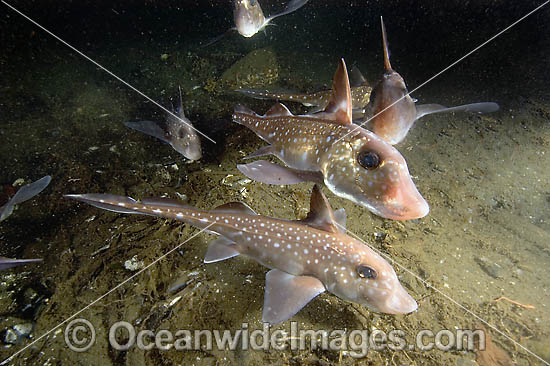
[
  {"x1": 357, "y1": 151, "x2": 381, "y2": 170},
  {"x1": 177, "y1": 128, "x2": 187, "y2": 139},
  {"x1": 249, "y1": 0, "x2": 255, "y2": 5},
  {"x1": 357, "y1": 265, "x2": 377, "y2": 279}
]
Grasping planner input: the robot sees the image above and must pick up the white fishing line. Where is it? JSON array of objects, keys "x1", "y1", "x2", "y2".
[
  {"x1": 2, "y1": 0, "x2": 216, "y2": 144},
  {"x1": 336, "y1": 0, "x2": 550, "y2": 143},
  {"x1": 337, "y1": 223, "x2": 550, "y2": 365},
  {"x1": 0, "y1": 223, "x2": 215, "y2": 365}
]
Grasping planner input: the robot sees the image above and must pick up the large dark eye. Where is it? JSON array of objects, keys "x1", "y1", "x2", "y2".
[
  {"x1": 357, "y1": 265, "x2": 377, "y2": 279},
  {"x1": 177, "y1": 128, "x2": 187, "y2": 139},
  {"x1": 357, "y1": 151, "x2": 380, "y2": 170},
  {"x1": 249, "y1": 0, "x2": 255, "y2": 5}
]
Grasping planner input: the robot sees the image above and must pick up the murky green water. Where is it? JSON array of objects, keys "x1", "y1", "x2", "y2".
[{"x1": 1, "y1": 1, "x2": 549, "y2": 365}]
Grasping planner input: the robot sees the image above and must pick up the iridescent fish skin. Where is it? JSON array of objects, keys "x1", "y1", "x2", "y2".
[
  {"x1": 234, "y1": 59, "x2": 429, "y2": 221},
  {"x1": 66, "y1": 185, "x2": 417, "y2": 324}
]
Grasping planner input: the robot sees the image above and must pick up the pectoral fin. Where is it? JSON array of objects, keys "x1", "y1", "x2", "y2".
[
  {"x1": 124, "y1": 121, "x2": 169, "y2": 144},
  {"x1": 262, "y1": 269, "x2": 325, "y2": 325},
  {"x1": 244, "y1": 145, "x2": 276, "y2": 159},
  {"x1": 237, "y1": 160, "x2": 323, "y2": 185},
  {"x1": 204, "y1": 237, "x2": 240, "y2": 263}
]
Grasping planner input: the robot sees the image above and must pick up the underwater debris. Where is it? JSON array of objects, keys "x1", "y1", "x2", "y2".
[{"x1": 474, "y1": 324, "x2": 513, "y2": 366}]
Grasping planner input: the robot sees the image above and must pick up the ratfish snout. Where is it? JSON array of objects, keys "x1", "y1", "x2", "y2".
[
  {"x1": 381, "y1": 176, "x2": 429, "y2": 220},
  {"x1": 183, "y1": 143, "x2": 202, "y2": 161},
  {"x1": 382, "y1": 285, "x2": 418, "y2": 314}
]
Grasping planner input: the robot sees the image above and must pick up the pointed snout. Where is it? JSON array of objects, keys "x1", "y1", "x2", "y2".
[
  {"x1": 185, "y1": 147, "x2": 202, "y2": 161},
  {"x1": 383, "y1": 287, "x2": 418, "y2": 314},
  {"x1": 381, "y1": 178, "x2": 429, "y2": 221}
]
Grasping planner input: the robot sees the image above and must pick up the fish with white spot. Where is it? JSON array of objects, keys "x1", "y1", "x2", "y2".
[
  {"x1": 364, "y1": 17, "x2": 499, "y2": 145},
  {"x1": 65, "y1": 185, "x2": 417, "y2": 324},
  {"x1": 233, "y1": 59, "x2": 429, "y2": 220},
  {"x1": 235, "y1": 65, "x2": 372, "y2": 117},
  {"x1": 124, "y1": 87, "x2": 202, "y2": 161},
  {"x1": 202, "y1": 0, "x2": 310, "y2": 47}
]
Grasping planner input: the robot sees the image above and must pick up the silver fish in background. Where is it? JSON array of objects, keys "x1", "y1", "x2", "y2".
[
  {"x1": 66, "y1": 185, "x2": 417, "y2": 324},
  {"x1": 235, "y1": 66, "x2": 372, "y2": 117},
  {"x1": 233, "y1": 0, "x2": 310, "y2": 37},
  {"x1": 0, "y1": 175, "x2": 51, "y2": 222},
  {"x1": 234, "y1": 59, "x2": 429, "y2": 221},
  {"x1": 364, "y1": 17, "x2": 499, "y2": 145},
  {"x1": 0, "y1": 257, "x2": 42, "y2": 271},
  {"x1": 124, "y1": 87, "x2": 202, "y2": 161}
]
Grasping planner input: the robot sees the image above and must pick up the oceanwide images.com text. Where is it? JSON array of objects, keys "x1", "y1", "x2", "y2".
[{"x1": 64, "y1": 319, "x2": 486, "y2": 357}]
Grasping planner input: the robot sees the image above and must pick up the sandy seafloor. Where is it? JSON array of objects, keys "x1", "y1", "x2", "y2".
[{"x1": 0, "y1": 1, "x2": 549, "y2": 365}]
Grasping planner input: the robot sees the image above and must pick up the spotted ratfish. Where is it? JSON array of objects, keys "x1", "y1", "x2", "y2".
[
  {"x1": 66, "y1": 185, "x2": 417, "y2": 324},
  {"x1": 364, "y1": 17, "x2": 499, "y2": 145},
  {"x1": 124, "y1": 87, "x2": 202, "y2": 161},
  {"x1": 236, "y1": 66, "x2": 372, "y2": 117},
  {"x1": 234, "y1": 59, "x2": 429, "y2": 221},
  {"x1": 234, "y1": 0, "x2": 310, "y2": 37},
  {"x1": 202, "y1": 0, "x2": 310, "y2": 47}
]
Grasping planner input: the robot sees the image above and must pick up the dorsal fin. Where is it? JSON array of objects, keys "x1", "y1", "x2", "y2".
[
  {"x1": 141, "y1": 197, "x2": 188, "y2": 208},
  {"x1": 380, "y1": 16, "x2": 392, "y2": 71},
  {"x1": 265, "y1": 103, "x2": 293, "y2": 117},
  {"x1": 234, "y1": 104, "x2": 258, "y2": 116},
  {"x1": 212, "y1": 201, "x2": 257, "y2": 215},
  {"x1": 350, "y1": 65, "x2": 369, "y2": 87},
  {"x1": 299, "y1": 185, "x2": 339, "y2": 233},
  {"x1": 320, "y1": 58, "x2": 352, "y2": 124},
  {"x1": 177, "y1": 86, "x2": 185, "y2": 117}
]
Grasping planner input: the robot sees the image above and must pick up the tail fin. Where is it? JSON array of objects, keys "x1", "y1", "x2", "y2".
[
  {"x1": 65, "y1": 194, "x2": 144, "y2": 215},
  {"x1": 270, "y1": 0, "x2": 310, "y2": 20},
  {"x1": 416, "y1": 102, "x2": 500, "y2": 119},
  {"x1": 199, "y1": 27, "x2": 236, "y2": 49},
  {"x1": 0, "y1": 257, "x2": 42, "y2": 271},
  {"x1": 233, "y1": 104, "x2": 258, "y2": 116}
]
